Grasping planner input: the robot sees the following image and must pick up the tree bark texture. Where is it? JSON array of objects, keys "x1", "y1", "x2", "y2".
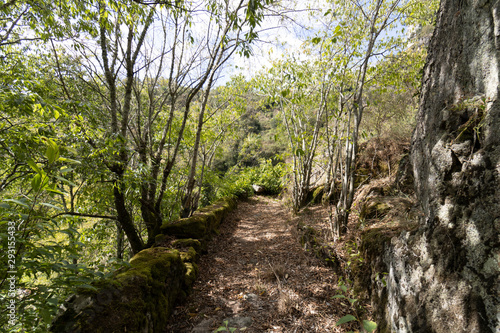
[{"x1": 382, "y1": 0, "x2": 500, "y2": 332}]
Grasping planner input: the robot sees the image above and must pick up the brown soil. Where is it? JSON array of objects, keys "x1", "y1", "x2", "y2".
[{"x1": 165, "y1": 196, "x2": 370, "y2": 333}]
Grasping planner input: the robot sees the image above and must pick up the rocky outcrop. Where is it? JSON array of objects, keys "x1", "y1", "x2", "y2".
[
  {"x1": 51, "y1": 197, "x2": 237, "y2": 332},
  {"x1": 367, "y1": 1, "x2": 500, "y2": 332}
]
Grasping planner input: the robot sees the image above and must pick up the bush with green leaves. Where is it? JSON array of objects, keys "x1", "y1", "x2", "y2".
[
  {"x1": 0, "y1": 138, "x2": 128, "y2": 332},
  {"x1": 214, "y1": 320, "x2": 238, "y2": 332},
  {"x1": 212, "y1": 159, "x2": 286, "y2": 200},
  {"x1": 246, "y1": 159, "x2": 286, "y2": 195},
  {"x1": 332, "y1": 278, "x2": 377, "y2": 333}
]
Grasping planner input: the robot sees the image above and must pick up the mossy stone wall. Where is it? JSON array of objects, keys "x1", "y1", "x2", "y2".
[
  {"x1": 160, "y1": 197, "x2": 236, "y2": 241},
  {"x1": 51, "y1": 197, "x2": 237, "y2": 333}
]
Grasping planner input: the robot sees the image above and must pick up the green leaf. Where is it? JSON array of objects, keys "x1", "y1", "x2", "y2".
[
  {"x1": 214, "y1": 327, "x2": 227, "y2": 332},
  {"x1": 55, "y1": 175, "x2": 77, "y2": 187},
  {"x1": 362, "y1": 320, "x2": 377, "y2": 332},
  {"x1": 4, "y1": 199, "x2": 29, "y2": 208},
  {"x1": 40, "y1": 203, "x2": 62, "y2": 210},
  {"x1": 47, "y1": 188, "x2": 65, "y2": 195},
  {"x1": 58, "y1": 157, "x2": 81, "y2": 164},
  {"x1": 294, "y1": 148, "x2": 304, "y2": 156},
  {"x1": 60, "y1": 167, "x2": 74, "y2": 174},
  {"x1": 27, "y1": 159, "x2": 42, "y2": 174},
  {"x1": 47, "y1": 297, "x2": 59, "y2": 306},
  {"x1": 331, "y1": 294, "x2": 346, "y2": 299},
  {"x1": 336, "y1": 314, "x2": 357, "y2": 326},
  {"x1": 311, "y1": 37, "x2": 321, "y2": 45},
  {"x1": 78, "y1": 284, "x2": 98, "y2": 291},
  {"x1": 32, "y1": 174, "x2": 42, "y2": 191},
  {"x1": 40, "y1": 308, "x2": 52, "y2": 324},
  {"x1": 45, "y1": 139, "x2": 60, "y2": 164}
]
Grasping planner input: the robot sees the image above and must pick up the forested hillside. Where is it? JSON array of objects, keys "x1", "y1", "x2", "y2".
[{"x1": 6, "y1": 0, "x2": 497, "y2": 332}]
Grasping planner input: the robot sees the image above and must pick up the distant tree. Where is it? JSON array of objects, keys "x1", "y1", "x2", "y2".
[{"x1": 258, "y1": 58, "x2": 326, "y2": 211}]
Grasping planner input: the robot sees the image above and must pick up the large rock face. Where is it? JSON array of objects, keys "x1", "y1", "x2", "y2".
[{"x1": 384, "y1": 0, "x2": 500, "y2": 332}]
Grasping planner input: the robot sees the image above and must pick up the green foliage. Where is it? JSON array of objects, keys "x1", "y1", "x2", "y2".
[
  {"x1": 214, "y1": 320, "x2": 238, "y2": 332},
  {"x1": 246, "y1": 159, "x2": 286, "y2": 195},
  {"x1": 332, "y1": 278, "x2": 377, "y2": 333},
  {"x1": 216, "y1": 167, "x2": 254, "y2": 199},
  {"x1": 0, "y1": 32, "x2": 125, "y2": 333},
  {"x1": 0, "y1": 148, "x2": 125, "y2": 331},
  {"x1": 212, "y1": 159, "x2": 286, "y2": 200},
  {"x1": 238, "y1": 133, "x2": 263, "y2": 167}
]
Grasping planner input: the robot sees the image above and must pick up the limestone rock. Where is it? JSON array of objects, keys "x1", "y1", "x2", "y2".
[{"x1": 252, "y1": 184, "x2": 265, "y2": 194}]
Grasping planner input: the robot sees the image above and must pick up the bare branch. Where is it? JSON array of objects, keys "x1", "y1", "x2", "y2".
[{"x1": 51, "y1": 212, "x2": 117, "y2": 220}]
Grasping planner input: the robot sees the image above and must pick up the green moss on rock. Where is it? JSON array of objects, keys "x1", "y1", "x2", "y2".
[
  {"x1": 360, "y1": 198, "x2": 391, "y2": 220},
  {"x1": 355, "y1": 167, "x2": 371, "y2": 187},
  {"x1": 50, "y1": 247, "x2": 186, "y2": 333},
  {"x1": 183, "y1": 262, "x2": 199, "y2": 288},
  {"x1": 180, "y1": 247, "x2": 198, "y2": 263},
  {"x1": 161, "y1": 215, "x2": 208, "y2": 239},
  {"x1": 312, "y1": 185, "x2": 325, "y2": 204},
  {"x1": 172, "y1": 238, "x2": 202, "y2": 253},
  {"x1": 160, "y1": 196, "x2": 237, "y2": 241},
  {"x1": 52, "y1": 197, "x2": 238, "y2": 333}
]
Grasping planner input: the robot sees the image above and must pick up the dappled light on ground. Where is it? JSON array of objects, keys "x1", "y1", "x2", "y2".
[{"x1": 165, "y1": 196, "x2": 362, "y2": 332}]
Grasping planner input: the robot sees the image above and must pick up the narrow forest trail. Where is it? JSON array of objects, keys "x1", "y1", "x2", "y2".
[{"x1": 165, "y1": 196, "x2": 350, "y2": 333}]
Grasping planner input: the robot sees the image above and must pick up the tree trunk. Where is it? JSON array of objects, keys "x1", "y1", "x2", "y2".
[
  {"x1": 115, "y1": 221, "x2": 124, "y2": 260},
  {"x1": 180, "y1": 93, "x2": 209, "y2": 218},
  {"x1": 113, "y1": 181, "x2": 144, "y2": 255}
]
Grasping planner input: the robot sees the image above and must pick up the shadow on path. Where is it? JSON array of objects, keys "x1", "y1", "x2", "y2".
[{"x1": 165, "y1": 196, "x2": 348, "y2": 333}]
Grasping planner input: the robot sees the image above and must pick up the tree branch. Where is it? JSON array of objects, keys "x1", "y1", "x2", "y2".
[{"x1": 51, "y1": 212, "x2": 117, "y2": 220}]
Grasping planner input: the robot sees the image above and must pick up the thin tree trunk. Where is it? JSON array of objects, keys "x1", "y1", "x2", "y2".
[
  {"x1": 113, "y1": 181, "x2": 144, "y2": 254},
  {"x1": 116, "y1": 221, "x2": 124, "y2": 260},
  {"x1": 181, "y1": 78, "x2": 215, "y2": 217},
  {"x1": 333, "y1": 0, "x2": 391, "y2": 238}
]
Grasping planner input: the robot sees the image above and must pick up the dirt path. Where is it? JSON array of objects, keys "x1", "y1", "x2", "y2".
[{"x1": 165, "y1": 196, "x2": 348, "y2": 333}]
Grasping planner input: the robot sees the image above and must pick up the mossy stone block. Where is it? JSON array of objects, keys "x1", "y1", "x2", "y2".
[
  {"x1": 312, "y1": 185, "x2": 325, "y2": 204},
  {"x1": 183, "y1": 262, "x2": 199, "y2": 288},
  {"x1": 172, "y1": 238, "x2": 202, "y2": 253},
  {"x1": 161, "y1": 196, "x2": 237, "y2": 239},
  {"x1": 50, "y1": 247, "x2": 186, "y2": 333},
  {"x1": 360, "y1": 198, "x2": 391, "y2": 220},
  {"x1": 180, "y1": 247, "x2": 198, "y2": 263},
  {"x1": 161, "y1": 215, "x2": 208, "y2": 239}
]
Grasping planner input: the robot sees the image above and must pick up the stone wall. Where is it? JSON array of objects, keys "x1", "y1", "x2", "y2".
[
  {"x1": 50, "y1": 197, "x2": 237, "y2": 333},
  {"x1": 362, "y1": 1, "x2": 500, "y2": 332}
]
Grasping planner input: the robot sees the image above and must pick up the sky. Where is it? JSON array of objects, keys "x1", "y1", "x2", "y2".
[{"x1": 217, "y1": 1, "x2": 329, "y2": 85}]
